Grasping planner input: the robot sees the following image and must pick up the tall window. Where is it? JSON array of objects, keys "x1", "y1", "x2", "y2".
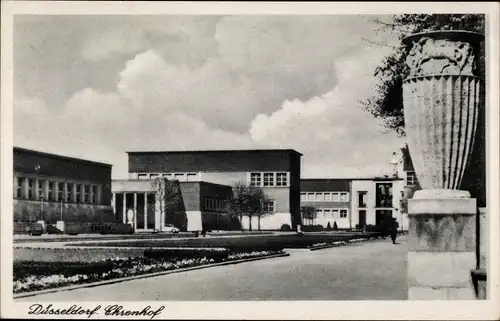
[
  {"x1": 186, "y1": 173, "x2": 198, "y2": 181},
  {"x1": 376, "y1": 183, "x2": 393, "y2": 208},
  {"x1": 276, "y1": 173, "x2": 288, "y2": 186},
  {"x1": 66, "y1": 183, "x2": 73, "y2": 202},
  {"x1": 339, "y1": 192, "x2": 348, "y2": 202},
  {"x1": 84, "y1": 185, "x2": 90, "y2": 203},
  {"x1": 38, "y1": 180, "x2": 45, "y2": 200},
  {"x1": 16, "y1": 177, "x2": 23, "y2": 199},
  {"x1": 75, "y1": 184, "x2": 82, "y2": 203},
  {"x1": 315, "y1": 193, "x2": 324, "y2": 201},
  {"x1": 300, "y1": 193, "x2": 307, "y2": 202},
  {"x1": 358, "y1": 191, "x2": 367, "y2": 208},
  {"x1": 323, "y1": 209, "x2": 332, "y2": 218},
  {"x1": 332, "y1": 209, "x2": 339, "y2": 218},
  {"x1": 174, "y1": 173, "x2": 185, "y2": 181},
  {"x1": 332, "y1": 193, "x2": 339, "y2": 201},
  {"x1": 324, "y1": 193, "x2": 333, "y2": 201},
  {"x1": 340, "y1": 209, "x2": 348, "y2": 218},
  {"x1": 150, "y1": 174, "x2": 160, "y2": 179},
  {"x1": 263, "y1": 200, "x2": 275, "y2": 213},
  {"x1": 250, "y1": 173, "x2": 261, "y2": 187},
  {"x1": 57, "y1": 183, "x2": 64, "y2": 201},
  {"x1": 48, "y1": 181, "x2": 54, "y2": 201},
  {"x1": 27, "y1": 179, "x2": 34, "y2": 200},
  {"x1": 263, "y1": 173, "x2": 274, "y2": 186},
  {"x1": 91, "y1": 185, "x2": 98, "y2": 204}
]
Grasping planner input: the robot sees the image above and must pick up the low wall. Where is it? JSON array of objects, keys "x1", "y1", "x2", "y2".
[
  {"x1": 14, "y1": 200, "x2": 114, "y2": 223},
  {"x1": 241, "y1": 213, "x2": 291, "y2": 230}
]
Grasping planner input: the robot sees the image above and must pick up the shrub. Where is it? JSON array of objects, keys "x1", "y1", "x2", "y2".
[
  {"x1": 280, "y1": 224, "x2": 292, "y2": 232},
  {"x1": 301, "y1": 225, "x2": 324, "y2": 232},
  {"x1": 46, "y1": 225, "x2": 63, "y2": 235},
  {"x1": 333, "y1": 221, "x2": 338, "y2": 231},
  {"x1": 326, "y1": 222, "x2": 332, "y2": 231}
]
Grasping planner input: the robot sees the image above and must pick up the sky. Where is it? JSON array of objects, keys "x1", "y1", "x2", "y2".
[{"x1": 13, "y1": 14, "x2": 406, "y2": 179}]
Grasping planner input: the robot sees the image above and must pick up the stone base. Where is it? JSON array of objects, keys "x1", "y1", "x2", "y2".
[{"x1": 408, "y1": 192, "x2": 477, "y2": 300}]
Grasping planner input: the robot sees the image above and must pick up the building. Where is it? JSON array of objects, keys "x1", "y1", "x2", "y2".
[
  {"x1": 112, "y1": 179, "x2": 235, "y2": 232},
  {"x1": 300, "y1": 177, "x2": 405, "y2": 230},
  {"x1": 13, "y1": 147, "x2": 114, "y2": 233},
  {"x1": 114, "y1": 149, "x2": 303, "y2": 231}
]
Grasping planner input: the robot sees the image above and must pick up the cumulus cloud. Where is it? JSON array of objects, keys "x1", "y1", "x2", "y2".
[{"x1": 14, "y1": 14, "x2": 404, "y2": 179}]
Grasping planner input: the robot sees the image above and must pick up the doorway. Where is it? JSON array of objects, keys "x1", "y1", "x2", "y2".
[{"x1": 358, "y1": 210, "x2": 366, "y2": 229}]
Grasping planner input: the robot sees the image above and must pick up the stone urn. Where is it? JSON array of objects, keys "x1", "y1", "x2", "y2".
[{"x1": 402, "y1": 30, "x2": 484, "y2": 196}]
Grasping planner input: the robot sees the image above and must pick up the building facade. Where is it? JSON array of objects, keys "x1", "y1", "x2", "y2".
[
  {"x1": 13, "y1": 147, "x2": 114, "y2": 232},
  {"x1": 112, "y1": 179, "x2": 235, "y2": 232},
  {"x1": 300, "y1": 177, "x2": 405, "y2": 230},
  {"x1": 119, "y1": 149, "x2": 303, "y2": 231}
]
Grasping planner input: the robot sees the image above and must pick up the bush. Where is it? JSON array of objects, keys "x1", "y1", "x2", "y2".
[
  {"x1": 333, "y1": 221, "x2": 338, "y2": 231},
  {"x1": 280, "y1": 224, "x2": 292, "y2": 232},
  {"x1": 301, "y1": 225, "x2": 324, "y2": 232},
  {"x1": 326, "y1": 222, "x2": 332, "y2": 231},
  {"x1": 47, "y1": 225, "x2": 63, "y2": 235}
]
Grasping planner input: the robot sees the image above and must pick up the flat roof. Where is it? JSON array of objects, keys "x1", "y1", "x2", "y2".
[
  {"x1": 14, "y1": 147, "x2": 112, "y2": 167},
  {"x1": 301, "y1": 176, "x2": 404, "y2": 181},
  {"x1": 126, "y1": 149, "x2": 303, "y2": 156}
]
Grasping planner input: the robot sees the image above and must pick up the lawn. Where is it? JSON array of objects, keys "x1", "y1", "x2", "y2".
[{"x1": 67, "y1": 233, "x2": 377, "y2": 250}]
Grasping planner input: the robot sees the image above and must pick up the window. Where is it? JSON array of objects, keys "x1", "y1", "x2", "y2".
[
  {"x1": 92, "y1": 185, "x2": 98, "y2": 204},
  {"x1": 358, "y1": 191, "x2": 367, "y2": 208},
  {"x1": 48, "y1": 182, "x2": 54, "y2": 201},
  {"x1": 376, "y1": 183, "x2": 393, "y2": 208},
  {"x1": 332, "y1": 209, "x2": 339, "y2": 218},
  {"x1": 28, "y1": 179, "x2": 34, "y2": 200},
  {"x1": 38, "y1": 180, "x2": 45, "y2": 200},
  {"x1": 407, "y1": 171, "x2": 417, "y2": 185},
  {"x1": 324, "y1": 193, "x2": 332, "y2": 201},
  {"x1": 84, "y1": 185, "x2": 90, "y2": 203},
  {"x1": 250, "y1": 173, "x2": 261, "y2": 187},
  {"x1": 315, "y1": 193, "x2": 324, "y2": 201},
  {"x1": 307, "y1": 193, "x2": 314, "y2": 201},
  {"x1": 276, "y1": 173, "x2": 288, "y2": 187},
  {"x1": 174, "y1": 173, "x2": 185, "y2": 181},
  {"x1": 323, "y1": 209, "x2": 331, "y2": 218},
  {"x1": 75, "y1": 184, "x2": 82, "y2": 203},
  {"x1": 137, "y1": 173, "x2": 149, "y2": 180},
  {"x1": 263, "y1": 200, "x2": 275, "y2": 213},
  {"x1": 162, "y1": 173, "x2": 173, "y2": 179},
  {"x1": 316, "y1": 209, "x2": 323, "y2": 216},
  {"x1": 186, "y1": 173, "x2": 198, "y2": 182},
  {"x1": 263, "y1": 173, "x2": 274, "y2": 187},
  {"x1": 66, "y1": 183, "x2": 73, "y2": 202},
  {"x1": 332, "y1": 193, "x2": 339, "y2": 201},
  {"x1": 57, "y1": 183, "x2": 64, "y2": 202},
  {"x1": 16, "y1": 177, "x2": 23, "y2": 199},
  {"x1": 150, "y1": 174, "x2": 160, "y2": 180},
  {"x1": 340, "y1": 192, "x2": 348, "y2": 202},
  {"x1": 300, "y1": 193, "x2": 307, "y2": 202},
  {"x1": 340, "y1": 210, "x2": 348, "y2": 218}
]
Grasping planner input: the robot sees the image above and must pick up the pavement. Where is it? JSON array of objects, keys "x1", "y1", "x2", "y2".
[{"x1": 17, "y1": 236, "x2": 408, "y2": 301}]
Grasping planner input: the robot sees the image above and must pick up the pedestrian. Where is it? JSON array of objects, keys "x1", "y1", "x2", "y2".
[{"x1": 390, "y1": 218, "x2": 399, "y2": 244}]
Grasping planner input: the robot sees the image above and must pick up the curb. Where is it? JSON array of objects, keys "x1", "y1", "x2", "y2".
[
  {"x1": 13, "y1": 252, "x2": 290, "y2": 299},
  {"x1": 309, "y1": 238, "x2": 370, "y2": 251}
]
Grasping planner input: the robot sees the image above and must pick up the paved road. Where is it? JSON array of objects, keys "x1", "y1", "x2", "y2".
[{"x1": 18, "y1": 237, "x2": 408, "y2": 301}]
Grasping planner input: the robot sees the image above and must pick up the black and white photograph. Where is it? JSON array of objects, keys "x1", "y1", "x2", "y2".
[{"x1": 1, "y1": 2, "x2": 499, "y2": 320}]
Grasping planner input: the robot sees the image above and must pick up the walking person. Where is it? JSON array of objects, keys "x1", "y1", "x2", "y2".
[{"x1": 390, "y1": 218, "x2": 399, "y2": 244}]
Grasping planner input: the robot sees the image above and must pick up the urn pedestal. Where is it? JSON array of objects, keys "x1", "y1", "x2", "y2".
[{"x1": 402, "y1": 31, "x2": 484, "y2": 300}]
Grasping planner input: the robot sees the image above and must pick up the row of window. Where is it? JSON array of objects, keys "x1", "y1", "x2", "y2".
[
  {"x1": 316, "y1": 208, "x2": 348, "y2": 218},
  {"x1": 15, "y1": 177, "x2": 101, "y2": 204},
  {"x1": 250, "y1": 172, "x2": 288, "y2": 187},
  {"x1": 203, "y1": 198, "x2": 276, "y2": 213},
  {"x1": 204, "y1": 198, "x2": 228, "y2": 212},
  {"x1": 300, "y1": 192, "x2": 349, "y2": 202},
  {"x1": 137, "y1": 172, "x2": 199, "y2": 181}
]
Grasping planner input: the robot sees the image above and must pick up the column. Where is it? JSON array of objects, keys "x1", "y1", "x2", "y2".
[
  {"x1": 23, "y1": 178, "x2": 29, "y2": 200},
  {"x1": 13, "y1": 175, "x2": 18, "y2": 199},
  {"x1": 144, "y1": 193, "x2": 148, "y2": 230},
  {"x1": 63, "y1": 182, "x2": 68, "y2": 203},
  {"x1": 80, "y1": 184, "x2": 85, "y2": 203},
  {"x1": 122, "y1": 192, "x2": 127, "y2": 223},
  {"x1": 34, "y1": 178, "x2": 40, "y2": 200},
  {"x1": 112, "y1": 193, "x2": 116, "y2": 214},
  {"x1": 72, "y1": 183, "x2": 77, "y2": 203},
  {"x1": 43, "y1": 180, "x2": 49, "y2": 201},
  {"x1": 133, "y1": 193, "x2": 138, "y2": 231},
  {"x1": 97, "y1": 185, "x2": 102, "y2": 205},
  {"x1": 54, "y1": 181, "x2": 59, "y2": 202}
]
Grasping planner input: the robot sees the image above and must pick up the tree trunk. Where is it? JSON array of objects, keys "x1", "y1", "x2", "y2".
[
  {"x1": 248, "y1": 215, "x2": 252, "y2": 231},
  {"x1": 258, "y1": 216, "x2": 261, "y2": 231}
]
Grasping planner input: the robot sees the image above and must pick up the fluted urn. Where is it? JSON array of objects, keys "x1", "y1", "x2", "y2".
[{"x1": 402, "y1": 31, "x2": 484, "y2": 195}]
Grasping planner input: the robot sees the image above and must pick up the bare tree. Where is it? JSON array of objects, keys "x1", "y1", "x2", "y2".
[
  {"x1": 301, "y1": 206, "x2": 317, "y2": 225},
  {"x1": 151, "y1": 178, "x2": 182, "y2": 230},
  {"x1": 227, "y1": 181, "x2": 270, "y2": 231}
]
